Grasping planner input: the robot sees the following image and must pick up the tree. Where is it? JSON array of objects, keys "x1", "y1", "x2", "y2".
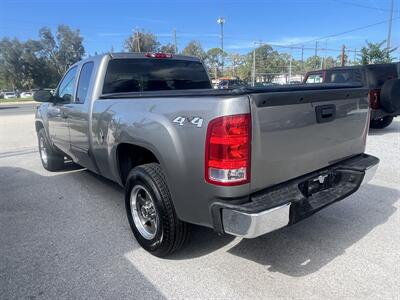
[
  {"x1": 205, "y1": 48, "x2": 226, "y2": 78},
  {"x1": 252, "y1": 44, "x2": 287, "y2": 82},
  {"x1": 324, "y1": 56, "x2": 336, "y2": 69},
  {"x1": 125, "y1": 30, "x2": 160, "y2": 53},
  {"x1": 336, "y1": 51, "x2": 352, "y2": 66},
  {"x1": 159, "y1": 43, "x2": 176, "y2": 54},
  {"x1": 23, "y1": 39, "x2": 57, "y2": 88},
  {"x1": 0, "y1": 38, "x2": 25, "y2": 90},
  {"x1": 0, "y1": 25, "x2": 84, "y2": 90},
  {"x1": 38, "y1": 25, "x2": 85, "y2": 77},
  {"x1": 360, "y1": 40, "x2": 397, "y2": 65},
  {"x1": 181, "y1": 41, "x2": 206, "y2": 61},
  {"x1": 226, "y1": 53, "x2": 245, "y2": 78},
  {"x1": 0, "y1": 77, "x2": 6, "y2": 90},
  {"x1": 304, "y1": 55, "x2": 322, "y2": 72}
]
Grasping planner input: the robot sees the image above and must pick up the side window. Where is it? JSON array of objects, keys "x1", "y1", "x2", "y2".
[
  {"x1": 329, "y1": 71, "x2": 352, "y2": 83},
  {"x1": 306, "y1": 74, "x2": 324, "y2": 84},
  {"x1": 57, "y1": 67, "x2": 78, "y2": 102},
  {"x1": 76, "y1": 62, "x2": 94, "y2": 104}
]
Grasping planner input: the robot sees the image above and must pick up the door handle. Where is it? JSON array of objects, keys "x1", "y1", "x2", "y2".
[
  {"x1": 61, "y1": 111, "x2": 69, "y2": 119},
  {"x1": 315, "y1": 104, "x2": 336, "y2": 123}
]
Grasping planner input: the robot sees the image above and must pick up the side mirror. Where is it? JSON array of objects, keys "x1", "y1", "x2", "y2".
[{"x1": 33, "y1": 90, "x2": 53, "y2": 102}]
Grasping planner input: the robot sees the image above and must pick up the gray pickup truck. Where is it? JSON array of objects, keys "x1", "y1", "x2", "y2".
[{"x1": 34, "y1": 53, "x2": 379, "y2": 257}]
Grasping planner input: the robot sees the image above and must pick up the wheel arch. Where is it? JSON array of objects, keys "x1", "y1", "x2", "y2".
[
  {"x1": 35, "y1": 120, "x2": 44, "y2": 132},
  {"x1": 116, "y1": 142, "x2": 160, "y2": 185}
]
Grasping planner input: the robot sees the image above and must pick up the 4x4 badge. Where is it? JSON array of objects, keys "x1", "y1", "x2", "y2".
[{"x1": 172, "y1": 116, "x2": 203, "y2": 128}]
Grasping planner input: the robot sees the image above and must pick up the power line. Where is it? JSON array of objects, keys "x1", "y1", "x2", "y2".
[
  {"x1": 291, "y1": 16, "x2": 400, "y2": 46},
  {"x1": 329, "y1": 0, "x2": 391, "y2": 12}
]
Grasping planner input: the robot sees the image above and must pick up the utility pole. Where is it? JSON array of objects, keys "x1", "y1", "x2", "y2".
[
  {"x1": 341, "y1": 45, "x2": 346, "y2": 67},
  {"x1": 173, "y1": 29, "x2": 178, "y2": 54},
  {"x1": 217, "y1": 17, "x2": 225, "y2": 75},
  {"x1": 134, "y1": 28, "x2": 141, "y2": 52},
  {"x1": 301, "y1": 46, "x2": 304, "y2": 81},
  {"x1": 387, "y1": 0, "x2": 394, "y2": 49},
  {"x1": 288, "y1": 45, "x2": 293, "y2": 84},
  {"x1": 252, "y1": 42, "x2": 256, "y2": 87},
  {"x1": 323, "y1": 39, "x2": 328, "y2": 69},
  {"x1": 315, "y1": 41, "x2": 318, "y2": 57},
  {"x1": 353, "y1": 48, "x2": 357, "y2": 65}
]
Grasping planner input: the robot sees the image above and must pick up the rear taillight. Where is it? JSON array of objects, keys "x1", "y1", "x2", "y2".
[
  {"x1": 368, "y1": 89, "x2": 381, "y2": 109},
  {"x1": 145, "y1": 52, "x2": 172, "y2": 58},
  {"x1": 205, "y1": 114, "x2": 251, "y2": 186}
]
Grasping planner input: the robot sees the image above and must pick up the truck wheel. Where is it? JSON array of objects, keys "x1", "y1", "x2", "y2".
[
  {"x1": 125, "y1": 163, "x2": 190, "y2": 257},
  {"x1": 38, "y1": 128, "x2": 65, "y2": 171},
  {"x1": 370, "y1": 116, "x2": 394, "y2": 129}
]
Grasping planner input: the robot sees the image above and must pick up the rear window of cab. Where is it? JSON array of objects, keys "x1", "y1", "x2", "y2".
[{"x1": 102, "y1": 58, "x2": 211, "y2": 94}]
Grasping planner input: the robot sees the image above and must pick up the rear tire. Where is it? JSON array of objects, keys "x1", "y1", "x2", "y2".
[
  {"x1": 369, "y1": 116, "x2": 394, "y2": 129},
  {"x1": 38, "y1": 128, "x2": 65, "y2": 171},
  {"x1": 125, "y1": 163, "x2": 190, "y2": 257}
]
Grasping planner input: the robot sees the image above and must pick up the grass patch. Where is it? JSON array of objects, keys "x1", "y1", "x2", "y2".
[{"x1": 0, "y1": 97, "x2": 34, "y2": 103}]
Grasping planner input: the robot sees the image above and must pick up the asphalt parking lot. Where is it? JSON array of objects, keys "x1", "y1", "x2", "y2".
[{"x1": 1, "y1": 103, "x2": 399, "y2": 299}]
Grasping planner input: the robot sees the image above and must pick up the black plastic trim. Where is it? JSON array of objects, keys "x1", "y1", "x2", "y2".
[
  {"x1": 99, "y1": 83, "x2": 366, "y2": 102},
  {"x1": 251, "y1": 86, "x2": 368, "y2": 107}
]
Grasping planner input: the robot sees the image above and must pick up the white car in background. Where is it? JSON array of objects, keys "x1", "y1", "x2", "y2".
[
  {"x1": 20, "y1": 92, "x2": 33, "y2": 98},
  {"x1": 3, "y1": 92, "x2": 17, "y2": 99}
]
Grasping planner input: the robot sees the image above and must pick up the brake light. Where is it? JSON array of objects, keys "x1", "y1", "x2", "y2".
[
  {"x1": 145, "y1": 52, "x2": 173, "y2": 58},
  {"x1": 205, "y1": 114, "x2": 251, "y2": 186},
  {"x1": 368, "y1": 89, "x2": 381, "y2": 109}
]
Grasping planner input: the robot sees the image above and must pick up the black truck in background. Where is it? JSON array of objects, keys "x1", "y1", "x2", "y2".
[{"x1": 303, "y1": 63, "x2": 400, "y2": 129}]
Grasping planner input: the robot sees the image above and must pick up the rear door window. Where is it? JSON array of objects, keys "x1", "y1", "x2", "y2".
[
  {"x1": 102, "y1": 58, "x2": 211, "y2": 94},
  {"x1": 328, "y1": 70, "x2": 362, "y2": 83},
  {"x1": 76, "y1": 62, "x2": 94, "y2": 104}
]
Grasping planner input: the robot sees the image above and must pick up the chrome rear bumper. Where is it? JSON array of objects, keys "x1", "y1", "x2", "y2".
[
  {"x1": 222, "y1": 203, "x2": 291, "y2": 238},
  {"x1": 360, "y1": 163, "x2": 378, "y2": 186},
  {"x1": 219, "y1": 154, "x2": 379, "y2": 239}
]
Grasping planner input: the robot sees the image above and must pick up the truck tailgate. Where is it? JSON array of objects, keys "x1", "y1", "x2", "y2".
[{"x1": 249, "y1": 87, "x2": 369, "y2": 192}]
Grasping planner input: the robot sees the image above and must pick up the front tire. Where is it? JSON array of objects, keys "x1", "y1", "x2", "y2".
[
  {"x1": 125, "y1": 163, "x2": 190, "y2": 257},
  {"x1": 370, "y1": 116, "x2": 393, "y2": 129},
  {"x1": 38, "y1": 128, "x2": 65, "y2": 171}
]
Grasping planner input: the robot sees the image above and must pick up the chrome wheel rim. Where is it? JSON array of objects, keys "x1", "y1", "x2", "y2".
[
  {"x1": 130, "y1": 185, "x2": 158, "y2": 240},
  {"x1": 39, "y1": 137, "x2": 48, "y2": 165}
]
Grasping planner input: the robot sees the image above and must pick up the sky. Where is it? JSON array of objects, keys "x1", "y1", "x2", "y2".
[{"x1": 0, "y1": 0, "x2": 399, "y2": 60}]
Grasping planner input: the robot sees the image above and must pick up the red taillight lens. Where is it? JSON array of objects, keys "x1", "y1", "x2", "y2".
[
  {"x1": 369, "y1": 89, "x2": 381, "y2": 109},
  {"x1": 205, "y1": 114, "x2": 251, "y2": 186},
  {"x1": 145, "y1": 52, "x2": 172, "y2": 58}
]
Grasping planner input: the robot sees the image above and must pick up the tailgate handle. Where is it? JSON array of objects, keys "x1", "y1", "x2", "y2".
[{"x1": 315, "y1": 105, "x2": 336, "y2": 123}]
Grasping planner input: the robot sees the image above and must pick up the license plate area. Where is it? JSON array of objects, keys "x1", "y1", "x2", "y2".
[{"x1": 299, "y1": 172, "x2": 337, "y2": 197}]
